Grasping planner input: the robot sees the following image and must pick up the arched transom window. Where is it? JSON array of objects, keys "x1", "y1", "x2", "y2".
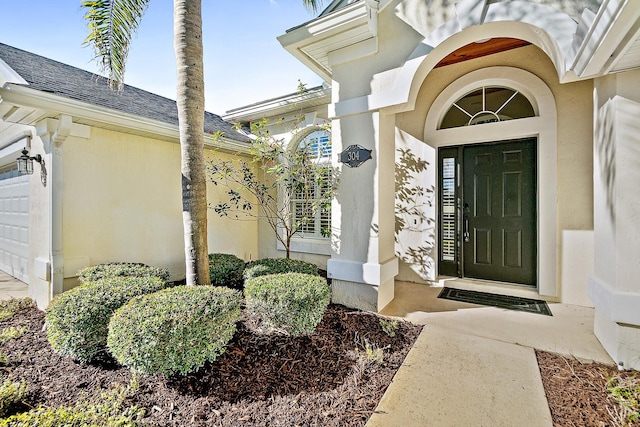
[
  {"x1": 440, "y1": 86, "x2": 535, "y2": 129},
  {"x1": 299, "y1": 129, "x2": 331, "y2": 160}
]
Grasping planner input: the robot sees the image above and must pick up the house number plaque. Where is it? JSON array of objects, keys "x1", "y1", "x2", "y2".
[{"x1": 339, "y1": 145, "x2": 372, "y2": 168}]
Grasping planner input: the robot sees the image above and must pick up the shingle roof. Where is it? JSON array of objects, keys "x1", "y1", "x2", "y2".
[{"x1": 0, "y1": 43, "x2": 248, "y2": 143}]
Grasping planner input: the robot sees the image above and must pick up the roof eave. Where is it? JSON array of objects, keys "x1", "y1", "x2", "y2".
[
  {"x1": 571, "y1": 0, "x2": 640, "y2": 78},
  {"x1": 1, "y1": 84, "x2": 250, "y2": 154},
  {"x1": 223, "y1": 86, "x2": 331, "y2": 122},
  {"x1": 278, "y1": 0, "x2": 377, "y2": 82}
]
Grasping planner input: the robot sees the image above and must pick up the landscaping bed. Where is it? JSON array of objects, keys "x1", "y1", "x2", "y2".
[
  {"x1": 1, "y1": 302, "x2": 421, "y2": 426},
  {"x1": 537, "y1": 351, "x2": 640, "y2": 427},
  {"x1": 1, "y1": 293, "x2": 638, "y2": 426}
]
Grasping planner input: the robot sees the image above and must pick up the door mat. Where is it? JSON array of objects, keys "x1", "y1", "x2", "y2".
[{"x1": 438, "y1": 287, "x2": 552, "y2": 316}]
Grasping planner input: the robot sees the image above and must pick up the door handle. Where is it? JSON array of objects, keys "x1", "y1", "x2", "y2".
[
  {"x1": 463, "y1": 217, "x2": 470, "y2": 242},
  {"x1": 463, "y1": 202, "x2": 470, "y2": 243}
]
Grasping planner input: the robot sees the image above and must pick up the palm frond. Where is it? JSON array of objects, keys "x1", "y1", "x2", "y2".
[
  {"x1": 82, "y1": 0, "x2": 150, "y2": 90},
  {"x1": 301, "y1": 0, "x2": 323, "y2": 14}
]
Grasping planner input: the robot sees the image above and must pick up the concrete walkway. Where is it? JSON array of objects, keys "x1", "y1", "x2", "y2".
[
  {"x1": 367, "y1": 281, "x2": 614, "y2": 427},
  {"x1": 0, "y1": 271, "x2": 28, "y2": 300}
]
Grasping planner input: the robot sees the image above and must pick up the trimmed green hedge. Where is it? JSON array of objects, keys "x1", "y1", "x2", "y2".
[
  {"x1": 243, "y1": 258, "x2": 318, "y2": 280},
  {"x1": 45, "y1": 276, "x2": 168, "y2": 363},
  {"x1": 0, "y1": 379, "x2": 27, "y2": 418},
  {"x1": 0, "y1": 382, "x2": 143, "y2": 426},
  {"x1": 245, "y1": 273, "x2": 330, "y2": 336},
  {"x1": 209, "y1": 253, "x2": 245, "y2": 289},
  {"x1": 107, "y1": 286, "x2": 242, "y2": 376},
  {"x1": 0, "y1": 298, "x2": 34, "y2": 322},
  {"x1": 77, "y1": 262, "x2": 170, "y2": 284}
]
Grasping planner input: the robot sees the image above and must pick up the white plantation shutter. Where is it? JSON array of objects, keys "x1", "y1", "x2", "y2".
[{"x1": 292, "y1": 131, "x2": 331, "y2": 238}]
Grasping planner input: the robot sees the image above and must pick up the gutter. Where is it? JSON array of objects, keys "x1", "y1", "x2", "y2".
[
  {"x1": 223, "y1": 86, "x2": 331, "y2": 122},
  {"x1": 0, "y1": 129, "x2": 31, "y2": 150},
  {"x1": 0, "y1": 129, "x2": 31, "y2": 168},
  {"x1": 1, "y1": 84, "x2": 250, "y2": 154}
]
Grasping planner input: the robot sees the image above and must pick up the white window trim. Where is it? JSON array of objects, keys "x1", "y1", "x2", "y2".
[{"x1": 277, "y1": 126, "x2": 332, "y2": 256}]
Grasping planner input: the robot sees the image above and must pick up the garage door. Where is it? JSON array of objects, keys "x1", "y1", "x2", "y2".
[{"x1": 0, "y1": 166, "x2": 29, "y2": 283}]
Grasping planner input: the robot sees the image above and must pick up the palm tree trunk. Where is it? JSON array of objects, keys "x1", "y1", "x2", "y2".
[{"x1": 174, "y1": 0, "x2": 210, "y2": 286}]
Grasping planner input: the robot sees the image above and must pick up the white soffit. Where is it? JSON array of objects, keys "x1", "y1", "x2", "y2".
[
  {"x1": 572, "y1": 0, "x2": 640, "y2": 77},
  {"x1": 610, "y1": 30, "x2": 640, "y2": 72},
  {"x1": 278, "y1": 1, "x2": 376, "y2": 81}
]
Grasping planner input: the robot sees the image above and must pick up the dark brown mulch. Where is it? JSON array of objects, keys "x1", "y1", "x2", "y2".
[
  {"x1": 537, "y1": 350, "x2": 640, "y2": 427},
  {"x1": 1, "y1": 303, "x2": 421, "y2": 426}
]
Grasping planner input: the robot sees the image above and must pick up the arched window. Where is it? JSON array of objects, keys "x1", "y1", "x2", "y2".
[
  {"x1": 291, "y1": 129, "x2": 332, "y2": 238},
  {"x1": 298, "y1": 129, "x2": 331, "y2": 160},
  {"x1": 440, "y1": 86, "x2": 535, "y2": 129}
]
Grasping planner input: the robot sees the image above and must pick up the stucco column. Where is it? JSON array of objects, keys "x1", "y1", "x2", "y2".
[
  {"x1": 30, "y1": 117, "x2": 71, "y2": 308},
  {"x1": 327, "y1": 110, "x2": 397, "y2": 312},
  {"x1": 589, "y1": 71, "x2": 640, "y2": 370}
]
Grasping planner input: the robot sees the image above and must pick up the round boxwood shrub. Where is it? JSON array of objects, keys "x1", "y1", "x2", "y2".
[
  {"x1": 243, "y1": 258, "x2": 319, "y2": 280},
  {"x1": 209, "y1": 253, "x2": 245, "y2": 289},
  {"x1": 45, "y1": 276, "x2": 168, "y2": 363},
  {"x1": 244, "y1": 272, "x2": 331, "y2": 336},
  {"x1": 107, "y1": 285, "x2": 242, "y2": 376},
  {"x1": 77, "y1": 262, "x2": 170, "y2": 284}
]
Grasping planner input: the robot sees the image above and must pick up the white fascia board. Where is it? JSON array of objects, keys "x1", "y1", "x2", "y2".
[
  {"x1": 204, "y1": 134, "x2": 251, "y2": 155},
  {"x1": 278, "y1": 1, "x2": 371, "y2": 81},
  {"x1": 0, "y1": 58, "x2": 27, "y2": 88},
  {"x1": 1, "y1": 84, "x2": 247, "y2": 153},
  {"x1": 223, "y1": 87, "x2": 331, "y2": 122},
  {"x1": 572, "y1": 0, "x2": 640, "y2": 78}
]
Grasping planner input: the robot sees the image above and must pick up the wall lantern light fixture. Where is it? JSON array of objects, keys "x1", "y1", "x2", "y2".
[
  {"x1": 17, "y1": 148, "x2": 42, "y2": 175},
  {"x1": 16, "y1": 148, "x2": 47, "y2": 185}
]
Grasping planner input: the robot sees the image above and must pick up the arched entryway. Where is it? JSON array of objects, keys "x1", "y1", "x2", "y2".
[{"x1": 424, "y1": 66, "x2": 558, "y2": 296}]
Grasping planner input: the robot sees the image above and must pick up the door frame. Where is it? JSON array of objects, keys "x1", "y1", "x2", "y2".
[
  {"x1": 438, "y1": 138, "x2": 537, "y2": 286},
  {"x1": 424, "y1": 66, "x2": 558, "y2": 296}
]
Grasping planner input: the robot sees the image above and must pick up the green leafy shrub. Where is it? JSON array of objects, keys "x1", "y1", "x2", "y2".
[
  {"x1": 0, "y1": 328, "x2": 27, "y2": 345},
  {"x1": 243, "y1": 258, "x2": 318, "y2": 280},
  {"x1": 45, "y1": 276, "x2": 168, "y2": 363},
  {"x1": 0, "y1": 299, "x2": 34, "y2": 322},
  {"x1": 245, "y1": 273, "x2": 330, "y2": 336},
  {"x1": 77, "y1": 262, "x2": 170, "y2": 284},
  {"x1": 107, "y1": 285, "x2": 242, "y2": 375},
  {"x1": 0, "y1": 379, "x2": 27, "y2": 418},
  {"x1": 209, "y1": 253, "x2": 245, "y2": 289},
  {"x1": 0, "y1": 381, "x2": 143, "y2": 426},
  {"x1": 608, "y1": 374, "x2": 640, "y2": 423},
  {"x1": 379, "y1": 318, "x2": 399, "y2": 337}
]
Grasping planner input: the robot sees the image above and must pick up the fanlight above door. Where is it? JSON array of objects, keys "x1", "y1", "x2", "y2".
[{"x1": 440, "y1": 86, "x2": 535, "y2": 129}]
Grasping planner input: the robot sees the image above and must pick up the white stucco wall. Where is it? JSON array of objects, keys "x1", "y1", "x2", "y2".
[
  {"x1": 392, "y1": 45, "x2": 593, "y2": 302},
  {"x1": 590, "y1": 69, "x2": 640, "y2": 370},
  {"x1": 391, "y1": 0, "x2": 602, "y2": 39}
]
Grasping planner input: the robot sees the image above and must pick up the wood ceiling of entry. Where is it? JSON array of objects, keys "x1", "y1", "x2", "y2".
[{"x1": 435, "y1": 38, "x2": 531, "y2": 68}]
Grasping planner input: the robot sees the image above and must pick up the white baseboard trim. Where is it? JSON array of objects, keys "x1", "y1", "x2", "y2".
[
  {"x1": 589, "y1": 275, "x2": 640, "y2": 326},
  {"x1": 327, "y1": 257, "x2": 398, "y2": 286}
]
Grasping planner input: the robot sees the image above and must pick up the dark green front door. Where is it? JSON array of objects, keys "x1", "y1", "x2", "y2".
[{"x1": 438, "y1": 138, "x2": 537, "y2": 286}]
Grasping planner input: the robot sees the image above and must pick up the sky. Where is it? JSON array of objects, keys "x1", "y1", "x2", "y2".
[{"x1": 0, "y1": 0, "x2": 325, "y2": 115}]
